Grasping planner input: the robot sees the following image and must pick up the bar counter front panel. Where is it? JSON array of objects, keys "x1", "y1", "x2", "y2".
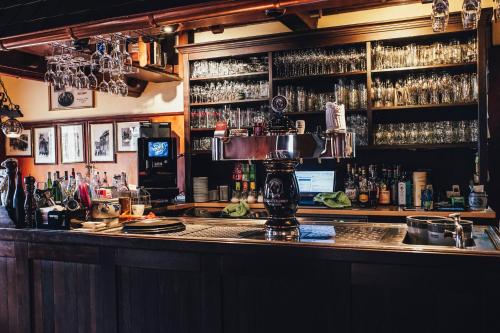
[{"x1": 1, "y1": 219, "x2": 500, "y2": 333}]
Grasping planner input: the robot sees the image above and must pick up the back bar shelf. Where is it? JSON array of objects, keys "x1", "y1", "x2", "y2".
[{"x1": 178, "y1": 11, "x2": 490, "y2": 200}]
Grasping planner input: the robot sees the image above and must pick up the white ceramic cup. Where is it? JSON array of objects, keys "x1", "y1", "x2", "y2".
[
  {"x1": 132, "y1": 204, "x2": 145, "y2": 216},
  {"x1": 296, "y1": 120, "x2": 305, "y2": 134}
]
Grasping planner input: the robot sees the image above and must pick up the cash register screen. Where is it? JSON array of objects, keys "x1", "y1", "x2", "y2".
[
  {"x1": 296, "y1": 171, "x2": 335, "y2": 194},
  {"x1": 148, "y1": 141, "x2": 169, "y2": 158}
]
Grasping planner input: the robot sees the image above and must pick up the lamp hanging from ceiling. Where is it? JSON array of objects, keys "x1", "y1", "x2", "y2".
[
  {"x1": 0, "y1": 77, "x2": 23, "y2": 139},
  {"x1": 431, "y1": 0, "x2": 450, "y2": 32},
  {"x1": 494, "y1": 0, "x2": 500, "y2": 21},
  {"x1": 461, "y1": 0, "x2": 481, "y2": 30}
]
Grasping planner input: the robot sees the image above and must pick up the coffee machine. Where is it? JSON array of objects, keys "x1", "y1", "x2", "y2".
[{"x1": 138, "y1": 122, "x2": 179, "y2": 204}]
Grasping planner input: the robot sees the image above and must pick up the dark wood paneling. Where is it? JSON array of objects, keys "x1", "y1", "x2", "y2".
[
  {"x1": 32, "y1": 259, "x2": 100, "y2": 333},
  {"x1": 115, "y1": 248, "x2": 200, "y2": 271},
  {"x1": 351, "y1": 263, "x2": 500, "y2": 333},
  {"x1": 220, "y1": 256, "x2": 350, "y2": 333},
  {"x1": 0, "y1": 242, "x2": 30, "y2": 333},
  {"x1": 116, "y1": 266, "x2": 203, "y2": 333},
  {"x1": 28, "y1": 243, "x2": 99, "y2": 264}
]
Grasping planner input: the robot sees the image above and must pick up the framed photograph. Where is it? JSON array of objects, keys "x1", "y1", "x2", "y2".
[
  {"x1": 60, "y1": 124, "x2": 86, "y2": 163},
  {"x1": 49, "y1": 86, "x2": 95, "y2": 111},
  {"x1": 89, "y1": 123, "x2": 115, "y2": 163},
  {"x1": 33, "y1": 127, "x2": 57, "y2": 164},
  {"x1": 116, "y1": 121, "x2": 140, "y2": 152},
  {"x1": 5, "y1": 129, "x2": 32, "y2": 157}
]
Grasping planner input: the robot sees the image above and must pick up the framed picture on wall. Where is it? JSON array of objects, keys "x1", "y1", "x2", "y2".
[
  {"x1": 33, "y1": 126, "x2": 57, "y2": 164},
  {"x1": 49, "y1": 86, "x2": 95, "y2": 111},
  {"x1": 60, "y1": 124, "x2": 86, "y2": 164},
  {"x1": 89, "y1": 123, "x2": 115, "y2": 163},
  {"x1": 5, "y1": 129, "x2": 32, "y2": 157},
  {"x1": 116, "y1": 121, "x2": 140, "y2": 152}
]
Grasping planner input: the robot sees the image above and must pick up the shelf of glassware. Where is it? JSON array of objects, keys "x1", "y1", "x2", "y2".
[
  {"x1": 283, "y1": 109, "x2": 367, "y2": 116},
  {"x1": 128, "y1": 63, "x2": 181, "y2": 83},
  {"x1": 370, "y1": 62, "x2": 477, "y2": 74},
  {"x1": 190, "y1": 98, "x2": 269, "y2": 107},
  {"x1": 371, "y1": 102, "x2": 477, "y2": 111},
  {"x1": 189, "y1": 71, "x2": 269, "y2": 82},
  {"x1": 358, "y1": 143, "x2": 477, "y2": 151},
  {"x1": 272, "y1": 70, "x2": 367, "y2": 82}
]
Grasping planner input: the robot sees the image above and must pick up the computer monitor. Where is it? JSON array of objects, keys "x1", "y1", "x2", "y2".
[{"x1": 295, "y1": 171, "x2": 335, "y2": 194}]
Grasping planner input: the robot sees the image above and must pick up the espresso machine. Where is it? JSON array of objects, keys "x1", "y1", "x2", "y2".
[{"x1": 138, "y1": 123, "x2": 179, "y2": 205}]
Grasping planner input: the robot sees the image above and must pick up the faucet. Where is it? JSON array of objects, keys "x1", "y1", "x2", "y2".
[{"x1": 448, "y1": 213, "x2": 466, "y2": 249}]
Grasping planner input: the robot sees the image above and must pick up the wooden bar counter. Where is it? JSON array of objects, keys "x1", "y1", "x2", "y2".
[
  {"x1": 1, "y1": 218, "x2": 499, "y2": 333},
  {"x1": 168, "y1": 202, "x2": 498, "y2": 225}
]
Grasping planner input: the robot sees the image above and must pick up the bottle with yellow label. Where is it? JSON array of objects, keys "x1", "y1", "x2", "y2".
[{"x1": 358, "y1": 168, "x2": 370, "y2": 208}]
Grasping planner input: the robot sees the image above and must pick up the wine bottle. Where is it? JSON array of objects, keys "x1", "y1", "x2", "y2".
[
  {"x1": 24, "y1": 176, "x2": 37, "y2": 228},
  {"x1": 13, "y1": 169, "x2": 26, "y2": 228}
]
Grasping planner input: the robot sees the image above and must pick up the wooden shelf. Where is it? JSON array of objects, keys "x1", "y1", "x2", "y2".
[
  {"x1": 361, "y1": 143, "x2": 477, "y2": 150},
  {"x1": 190, "y1": 98, "x2": 269, "y2": 107},
  {"x1": 284, "y1": 109, "x2": 367, "y2": 116},
  {"x1": 192, "y1": 150, "x2": 212, "y2": 155},
  {"x1": 273, "y1": 70, "x2": 367, "y2": 82},
  {"x1": 189, "y1": 71, "x2": 268, "y2": 82},
  {"x1": 371, "y1": 62, "x2": 476, "y2": 74},
  {"x1": 128, "y1": 64, "x2": 181, "y2": 83},
  {"x1": 372, "y1": 102, "x2": 477, "y2": 111}
]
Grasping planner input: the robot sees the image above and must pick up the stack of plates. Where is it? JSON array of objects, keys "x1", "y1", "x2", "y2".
[
  {"x1": 193, "y1": 177, "x2": 209, "y2": 202},
  {"x1": 122, "y1": 218, "x2": 186, "y2": 234}
]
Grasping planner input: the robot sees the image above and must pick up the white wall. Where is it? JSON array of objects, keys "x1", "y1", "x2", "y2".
[{"x1": 1, "y1": 75, "x2": 183, "y2": 122}]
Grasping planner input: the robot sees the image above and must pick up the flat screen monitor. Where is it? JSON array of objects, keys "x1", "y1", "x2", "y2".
[
  {"x1": 148, "y1": 141, "x2": 169, "y2": 158},
  {"x1": 296, "y1": 171, "x2": 335, "y2": 194}
]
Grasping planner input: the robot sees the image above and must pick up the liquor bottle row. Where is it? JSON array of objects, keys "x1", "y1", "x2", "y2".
[{"x1": 343, "y1": 164, "x2": 432, "y2": 209}]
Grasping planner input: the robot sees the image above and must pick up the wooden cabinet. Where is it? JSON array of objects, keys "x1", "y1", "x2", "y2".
[
  {"x1": 351, "y1": 263, "x2": 500, "y2": 333},
  {"x1": 220, "y1": 256, "x2": 350, "y2": 333},
  {"x1": 0, "y1": 241, "x2": 30, "y2": 333}
]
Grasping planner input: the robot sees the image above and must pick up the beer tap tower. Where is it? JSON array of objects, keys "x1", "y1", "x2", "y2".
[{"x1": 212, "y1": 97, "x2": 355, "y2": 239}]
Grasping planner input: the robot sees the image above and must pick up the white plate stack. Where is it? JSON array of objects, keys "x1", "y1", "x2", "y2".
[{"x1": 193, "y1": 177, "x2": 209, "y2": 202}]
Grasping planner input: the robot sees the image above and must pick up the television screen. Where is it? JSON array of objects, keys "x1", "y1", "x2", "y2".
[{"x1": 148, "y1": 141, "x2": 169, "y2": 158}]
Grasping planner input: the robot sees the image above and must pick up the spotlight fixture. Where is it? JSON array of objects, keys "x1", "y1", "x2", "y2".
[
  {"x1": 161, "y1": 24, "x2": 179, "y2": 34},
  {"x1": 265, "y1": 7, "x2": 286, "y2": 18},
  {"x1": 0, "y1": 77, "x2": 23, "y2": 138}
]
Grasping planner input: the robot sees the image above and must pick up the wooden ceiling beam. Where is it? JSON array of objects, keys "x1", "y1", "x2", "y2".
[{"x1": 278, "y1": 11, "x2": 318, "y2": 31}]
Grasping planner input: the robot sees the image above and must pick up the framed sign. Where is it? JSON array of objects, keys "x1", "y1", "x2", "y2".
[
  {"x1": 5, "y1": 129, "x2": 32, "y2": 157},
  {"x1": 60, "y1": 124, "x2": 86, "y2": 163},
  {"x1": 116, "y1": 121, "x2": 140, "y2": 152},
  {"x1": 33, "y1": 126, "x2": 57, "y2": 164},
  {"x1": 89, "y1": 123, "x2": 115, "y2": 163},
  {"x1": 49, "y1": 86, "x2": 95, "y2": 111}
]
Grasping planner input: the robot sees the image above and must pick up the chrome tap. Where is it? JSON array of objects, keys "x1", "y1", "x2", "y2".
[{"x1": 448, "y1": 213, "x2": 466, "y2": 249}]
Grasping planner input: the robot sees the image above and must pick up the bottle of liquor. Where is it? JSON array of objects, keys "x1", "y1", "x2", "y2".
[
  {"x1": 378, "y1": 167, "x2": 391, "y2": 205},
  {"x1": 102, "y1": 172, "x2": 109, "y2": 188},
  {"x1": 344, "y1": 164, "x2": 358, "y2": 204},
  {"x1": 13, "y1": 169, "x2": 26, "y2": 228},
  {"x1": 391, "y1": 165, "x2": 399, "y2": 205},
  {"x1": 71, "y1": 168, "x2": 76, "y2": 179},
  {"x1": 45, "y1": 172, "x2": 53, "y2": 190},
  {"x1": 357, "y1": 167, "x2": 370, "y2": 208},
  {"x1": 24, "y1": 175, "x2": 37, "y2": 228},
  {"x1": 398, "y1": 171, "x2": 407, "y2": 207},
  {"x1": 368, "y1": 165, "x2": 379, "y2": 208},
  {"x1": 421, "y1": 184, "x2": 434, "y2": 211},
  {"x1": 51, "y1": 177, "x2": 63, "y2": 205}
]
